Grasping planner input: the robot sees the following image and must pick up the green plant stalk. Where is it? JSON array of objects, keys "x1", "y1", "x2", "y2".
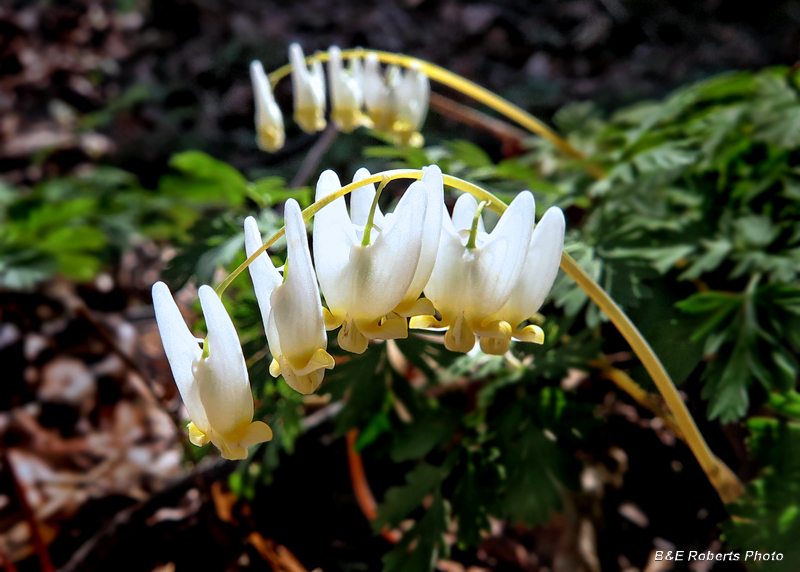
[
  {"x1": 466, "y1": 201, "x2": 489, "y2": 249},
  {"x1": 268, "y1": 49, "x2": 605, "y2": 179}
]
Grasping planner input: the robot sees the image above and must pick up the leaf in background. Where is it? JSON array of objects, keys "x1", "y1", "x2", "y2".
[
  {"x1": 389, "y1": 408, "x2": 460, "y2": 463},
  {"x1": 162, "y1": 150, "x2": 248, "y2": 205},
  {"x1": 382, "y1": 493, "x2": 449, "y2": 572},
  {"x1": 373, "y1": 462, "x2": 451, "y2": 532},
  {"x1": 723, "y1": 418, "x2": 800, "y2": 571}
]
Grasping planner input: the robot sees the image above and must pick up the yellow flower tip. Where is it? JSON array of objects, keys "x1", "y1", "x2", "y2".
[
  {"x1": 188, "y1": 420, "x2": 273, "y2": 460},
  {"x1": 479, "y1": 336, "x2": 511, "y2": 355},
  {"x1": 295, "y1": 107, "x2": 326, "y2": 133},
  {"x1": 331, "y1": 107, "x2": 374, "y2": 133},
  {"x1": 302, "y1": 347, "x2": 336, "y2": 373},
  {"x1": 338, "y1": 319, "x2": 369, "y2": 354},
  {"x1": 394, "y1": 297, "x2": 436, "y2": 319},
  {"x1": 188, "y1": 422, "x2": 210, "y2": 447},
  {"x1": 323, "y1": 308, "x2": 345, "y2": 331},
  {"x1": 409, "y1": 314, "x2": 447, "y2": 330},
  {"x1": 256, "y1": 127, "x2": 285, "y2": 153},
  {"x1": 269, "y1": 358, "x2": 281, "y2": 377},
  {"x1": 358, "y1": 315, "x2": 408, "y2": 340},
  {"x1": 390, "y1": 127, "x2": 424, "y2": 148},
  {"x1": 513, "y1": 324, "x2": 546, "y2": 344},
  {"x1": 368, "y1": 108, "x2": 396, "y2": 132},
  {"x1": 444, "y1": 314, "x2": 476, "y2": 353}
]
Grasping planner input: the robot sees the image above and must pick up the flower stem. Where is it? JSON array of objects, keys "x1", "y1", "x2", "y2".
[
  {"x1": 466, "y1": 201, "x2": 489, "y2": 249},
  {"x1": 361, "y1": 175, "x2": 390, "y2": 246}
]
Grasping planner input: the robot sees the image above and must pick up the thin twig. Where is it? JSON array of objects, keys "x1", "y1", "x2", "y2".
[
  {"x1": 0, "y1": 546, "x2": 20, "y2": 572},
  {"x1": 3, "y1": 450, "x2": 55, "y2": 572},
  {"x1": 345, "y1": 429, "x2": 401, "y2": 544},
  {"x1": 592, "y1": 361, "x2": 685, "y2": 441},
  {"x1": 428, "y1": 92, "x2": 527, "y2": 157},
  {"x1": 290, "y1": 124, "x2": 338, "y2": 189}
]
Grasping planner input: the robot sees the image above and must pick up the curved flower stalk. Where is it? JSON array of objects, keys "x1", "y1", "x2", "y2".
[
  {"x1": 479, "y1": 206, "x2": 565, "y2": 354},
  {"x1": 250, "y1": 60, "x2": 285, "y2": 152},
  {"x1": 328, "y1": 46, "x2": 370, "y2": 133},
  {"x1": 313, "y1": 168, "x2": 431, "y2": 354},
  {"x1": 289, "y1": 43, "x2": 326, "y2": 133},
  {"x1": 152, "y1": 282, "x2": 273, "y2": 460},
  {"x1": 245, "y1": 200, "x2": 335, "y2": 394},
  {"x1": 410, "y1": 192, "x2": 536, "y2": 354}
]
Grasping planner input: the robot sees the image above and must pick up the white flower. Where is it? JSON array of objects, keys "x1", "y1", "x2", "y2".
[
  {"x1": 361, "y1": 54, "x2": 430, "y2": 146},
  {"x1": 289, "y1": 43, "x2": 326, "y2": 133},
  {"x1": 391, "y1": 62, "x2": 429, "y2": 144},
  {"x1": 481, "y1": 206, "x2": 565, "y2": 354},
  {"x1": 410, "y1": 192, "x2": 536, "y2": 354},
  {"x1": 250, "y1": 60, "x2": 285, "y2": 152},
  {"x1": 313, "y1": 168, "x2": 433, "y2": 353},
  {"x1": 328, "y1": 46, "x2": 370, "y2": 133},
  {"x1": 152, "y1": 282, "x2": 272, "y2": 460},
  {"x1": 362, "y1": 53, "x2": 393, "y2": 132},
  {"x1": 245, "y1": 199, "x2": 334, "y2": 394}
]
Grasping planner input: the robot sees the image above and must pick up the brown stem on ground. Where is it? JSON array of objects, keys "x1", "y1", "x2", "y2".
[
  {"x1": 345, "y1": 429, "x2": 402, "y2": 544},
  {"x1": 3, "y1": 450, "x2": 55, "y2": 572},
  {"x1": 0, "y1": 546, "x2": 20, "y2": 572},
  {"x1": 591, "y1": 361, "x2": 686, "y2": 441}
]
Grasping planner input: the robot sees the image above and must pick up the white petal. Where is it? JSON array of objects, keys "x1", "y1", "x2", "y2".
[
  {"x1": 469, "y1": 191, "x2": 536, "y2": 314},
  {"x1": 353, "y1": 180, "x2": 427, "y2": 317},
  {"x1": 350, "y1": 167, "x2": 384, "y2": 228},
  {"x1": 399, "y1": 164, "x2": 444, "y2": 303},
  {"x1": 196, "y1": 285, "x2": 253, "y2": 433},
  {"x1": 496, "y1": 206, "x2": 565, "y2": 327},
  {"x1": 328, "y1": 45, "x2": 362, "y2": 112},
  {"x1": 313, "y1": 170, "x2": 357, "y2": 316},
  {"x1": 151, "y1": 282, "x2": 208, "y2": 431},
  {"x1": 451, "y1": 193, "x2": 485, "y2": 234},
  {"x1": 422, "y1": 223, "x2": 471, "y2": 320},
  {"x1": 244, "y1": 216, "x2": 283, "y2": 337},
  {"x1": 250, "y1": 60, "x2": 284, "y2": 152},
  {"x1": 269, "y1": 199, "x2": 328, "y2": 359},
  {"x1": 363, "y1": 53, "x2": 390, "y2": 112},
  {"x1": 289, "y1": 43, "x2": 326, "y2": 132}
]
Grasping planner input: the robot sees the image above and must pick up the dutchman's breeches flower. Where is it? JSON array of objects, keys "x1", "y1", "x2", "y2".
[
  {"x1": 250, "y1": 60, "x2": 285, "y2": 152},
  {"x1": 328, "y1": 45, "x2": 370, "y2": 133},
  {"x1": 289, "y1": 43, "x2": 326, "y2": 133},
  {"x1": 480, "y1": 206, "x2": 565, "y2": 355},
  {"x1": 410, "y1": 192, "x2": 536, "y2": 354},
  {"x1": 245, "y1": 200, "x2": 334, "y2": 395},
  {"x1": 152, "y1": 282, "x2": 273, "y2": 460},
  {"x1": 313, "y1": 168, "x2": 430, "y2": 354}
]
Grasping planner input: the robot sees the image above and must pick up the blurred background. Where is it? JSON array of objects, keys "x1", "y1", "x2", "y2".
[{"x1": 1, "y1": 1, "x2": 800, "y2": 571}]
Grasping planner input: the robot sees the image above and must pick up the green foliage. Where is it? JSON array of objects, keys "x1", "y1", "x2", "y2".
[{"x1": 723, "y1": 418, "x2": 800, "y2": 570}]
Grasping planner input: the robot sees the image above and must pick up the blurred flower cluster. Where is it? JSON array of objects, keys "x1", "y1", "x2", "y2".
[{"x1": 251, "y1": 44, "x2": 430, "y2": 150}]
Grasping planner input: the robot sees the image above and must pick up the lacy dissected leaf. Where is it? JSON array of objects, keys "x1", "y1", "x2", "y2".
[
  {"x1": 490, "y1": 388, "x2": 590, "y2": 526},
  {"x1": 373, "y1": 462, "x2": 452, "y2": 532},
  {"x1": 318, "y1": 344, "x2": 387, "y2": 436},
  {"x1": 678, "y1": 285, "x2": 800, "y2": 421},
  {"x1": 382, "y1": 493, "x2": 449, "y2": 572},
  {"x1": 723, "y1": 418, "x2": 800, "y2": 570}
]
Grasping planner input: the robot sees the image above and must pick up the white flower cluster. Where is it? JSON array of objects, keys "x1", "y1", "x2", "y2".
[
  {"x1": 152, "y1": 166, "x2": 564, "y2": 459},
  {"x1": 251, "y1": 44, "x2": 430, "y2": 151}
]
